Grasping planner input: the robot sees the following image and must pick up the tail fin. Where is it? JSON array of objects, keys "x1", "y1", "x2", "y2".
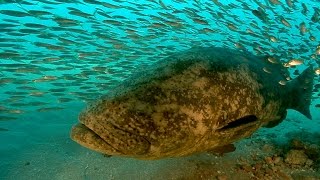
[{"x1": 287, "y1": 66, "x2": 314, "y2": 120}]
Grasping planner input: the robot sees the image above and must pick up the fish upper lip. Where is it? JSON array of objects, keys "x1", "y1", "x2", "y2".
[
  {"x1": 79, "y1": 122, "x2": 108, "y2": 144},
  {"x1": 81, "y1": 122, "x2": 128, "y2": 153}
]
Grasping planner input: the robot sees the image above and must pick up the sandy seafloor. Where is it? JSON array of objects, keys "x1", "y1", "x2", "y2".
[{"x1": 0, "y1": 102, "x2": 319, "y2": 180}]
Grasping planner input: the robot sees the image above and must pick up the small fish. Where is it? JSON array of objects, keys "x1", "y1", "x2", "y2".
[
  {"x1": 311, "y1": 8, "x2": 319, "y2": 23},
  {"x1": 0, "y1": 128, "x2": 9, "y2": 132},
  {"x1": 211, "y1": 0, "x2": 223, "y2": 6},
  {"x1": 315, "y1": 46, "x2": 320, "y2": 55},
  {"x1": 309, "y1": 35, "x2": 316, "y2": 41},
  {"x1": 27, "y1": 10, "x2": 52, "y2": 17},
  {"x1": 269, "y1": 35, "x2": 278, "y2": 42},
  {"x1": 279, "y1": 16, "x2": 291, "y2": 27},
  {"x1": 278, "y1": 80, "x2": 287, "y2": 85},
  {"x1": 51, "y1": 93, "x2": 65, "y2": 97},
  {"x1": 0, "y1": 116, "x2": 18, "y2": 121},
  {"x1": 284, "y1": 59, "x2": 304, "y2": 67},
  {"x1": 315, "y1": 68, "x2": 320, "y2": 75},
  {"x1": 28, "y1": 102, "x2": 48, "y2": 106},
  {"x1": 53, "y1": 16, "x2": 80, "y2": 27},
  {"x1": 49, "y1": 88, "x2": 67, "y2": 93},
  {"x1": 0, "y1": 78, "x2": 15, "y2": 85},
  {"x1": 233, "y1": 42, "x2": 246, "y2": 50},
  {"x1": 301, "y1": 3, "x2": 308, "y2": 15},
  {"x1": 267, "y1": 56, "x2": 279, "y2": 64},
  {"x1": 192, "y1": 18, "x2": 209, "y2": 25},
  {"x1": 68, "y1": 8, "x2": 94, "y2": 19},
  {"x1": 37, "y1": 107, "x2": 64, "y2": 112},
  {"x1": 58, "y1": 98, "x2": 74, "y2": 103},
  {"x1": 251, "y1": 9, "x2": 268, "y2": 23},
  {"x1": 34, "y1": 42, "x2": 63, "y2": 50},
  {"x1": 263, "y1": 67, "x2": 272, "y2": 74},
  {"x1": 285, "y1": 0, "x2": 294, "y2": 8},
  {"x1": 0, "y1": 10, "x2": 30, "y2": 17},
  {"x1": 226, "y1": 22, "x2": 238, "y2": 31},
  {"x1": 0, "y1": 51, "x2": 20, "y2": 58},
  {"x1": 269, "y1": 0, "x2": 281, "y2": 5},
  {"x1": 82, "y1": 0, "x2": 102, "y2": 5},
  {"x1": 8, "y1": 110, "x2": 24, "y2": 114},
  {"x1": 16, "y1": 86, "x2": 38, "y2": 91},
  {"x1": 30, "y1": 91, "x2": 46, "y2": 97},
  {"x1": 33, "y1": 75, "x2": 58, "y2": 82},
  {"x1": 23, "y1": 23, "x2": 47, "y2": 29},
  {"x1": 158, "y1": 0, "x2": 170, "y2": 10},
  {"x1": 299, "y1": 22, "x2": 308, "y2": 35},
  {"x1": 101, "y1": 2, "x2": 120, "y2": 9}
]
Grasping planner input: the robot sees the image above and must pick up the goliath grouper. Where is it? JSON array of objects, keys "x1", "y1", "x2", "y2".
[{"x1": 70, "y1": 47, "x2": 315, "y2": 160}]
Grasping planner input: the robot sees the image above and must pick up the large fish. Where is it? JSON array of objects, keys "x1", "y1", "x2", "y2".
[{"x1": 70, "y1": 47, "x2": 314, "y2": 160}]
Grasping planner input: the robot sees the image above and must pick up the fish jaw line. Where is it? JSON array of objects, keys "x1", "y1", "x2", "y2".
[
  {"x1": 76, "y1": 110, "x2": 151, "y2": 157},
  {"x1": 75, "y1": 111, "x2": 127, "y2": 155},
  {"x1": 72, "y1": 108, "x2": 128, "y2": 155},
  {"x1": 70, "y1": 123, "x2": 124, "y2": 156}
]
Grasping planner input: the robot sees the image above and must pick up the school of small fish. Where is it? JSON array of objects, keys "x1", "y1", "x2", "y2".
[{"x1": 0, "y1": 0, "x2": 319, "y2": 123}]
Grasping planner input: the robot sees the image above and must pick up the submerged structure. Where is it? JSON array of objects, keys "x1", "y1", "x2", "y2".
[{"x1": 71, "y1": 47, "x2": 314, "y2": 160}]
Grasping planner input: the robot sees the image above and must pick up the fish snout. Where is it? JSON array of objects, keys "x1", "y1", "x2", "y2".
[
  {"x1": 74, "y1": 110, "x2": 151, "y2": 157},
  {"x1": 91, "y1": 120, "x2": 151, "y2": 156},
  {"x1": 70, "y1": 123, "x2": 123, "y2": 156}
]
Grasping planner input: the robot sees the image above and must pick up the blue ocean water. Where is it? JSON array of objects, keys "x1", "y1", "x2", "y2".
[{"x1": 0, "y1": 0, "x2": 320, "y2": 179}]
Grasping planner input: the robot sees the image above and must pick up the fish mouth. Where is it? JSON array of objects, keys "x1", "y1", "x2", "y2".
[
  {"x1": 70, "y1": 112, "x2": 151, "y2": 157},
  {"x1": 70, "y1": 123, "x2": 124, "y2": 156}
]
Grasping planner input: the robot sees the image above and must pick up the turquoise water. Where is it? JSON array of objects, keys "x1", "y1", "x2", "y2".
[{"x1": 0, "y1": 0, "x2": 320, "y2": 179}]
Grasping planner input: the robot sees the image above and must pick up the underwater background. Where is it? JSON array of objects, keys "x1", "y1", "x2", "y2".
[{"x1": 0, "y1": 0, "x2": 320, "y2": 179}]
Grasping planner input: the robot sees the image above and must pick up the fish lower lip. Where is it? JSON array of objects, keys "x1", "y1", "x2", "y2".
[
  {"x1": 72, "y1": 121, "x2": 151, "y2": 156},
  {"x1": 70, "y1": 123, "x2": 123, "y2": 155}
]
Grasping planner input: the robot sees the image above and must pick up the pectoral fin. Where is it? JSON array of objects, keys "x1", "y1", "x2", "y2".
[
  {"x1": 264, "y1": 111, "x2": 287, "y2": 128},
  {"x1": 207, "y1": 144, "x2": 236, "y2": 156}
]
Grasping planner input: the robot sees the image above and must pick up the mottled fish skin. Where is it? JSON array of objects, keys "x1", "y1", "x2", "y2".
[{"x1": 71, "y1": 47, "x2": 314, "y2": 160}]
